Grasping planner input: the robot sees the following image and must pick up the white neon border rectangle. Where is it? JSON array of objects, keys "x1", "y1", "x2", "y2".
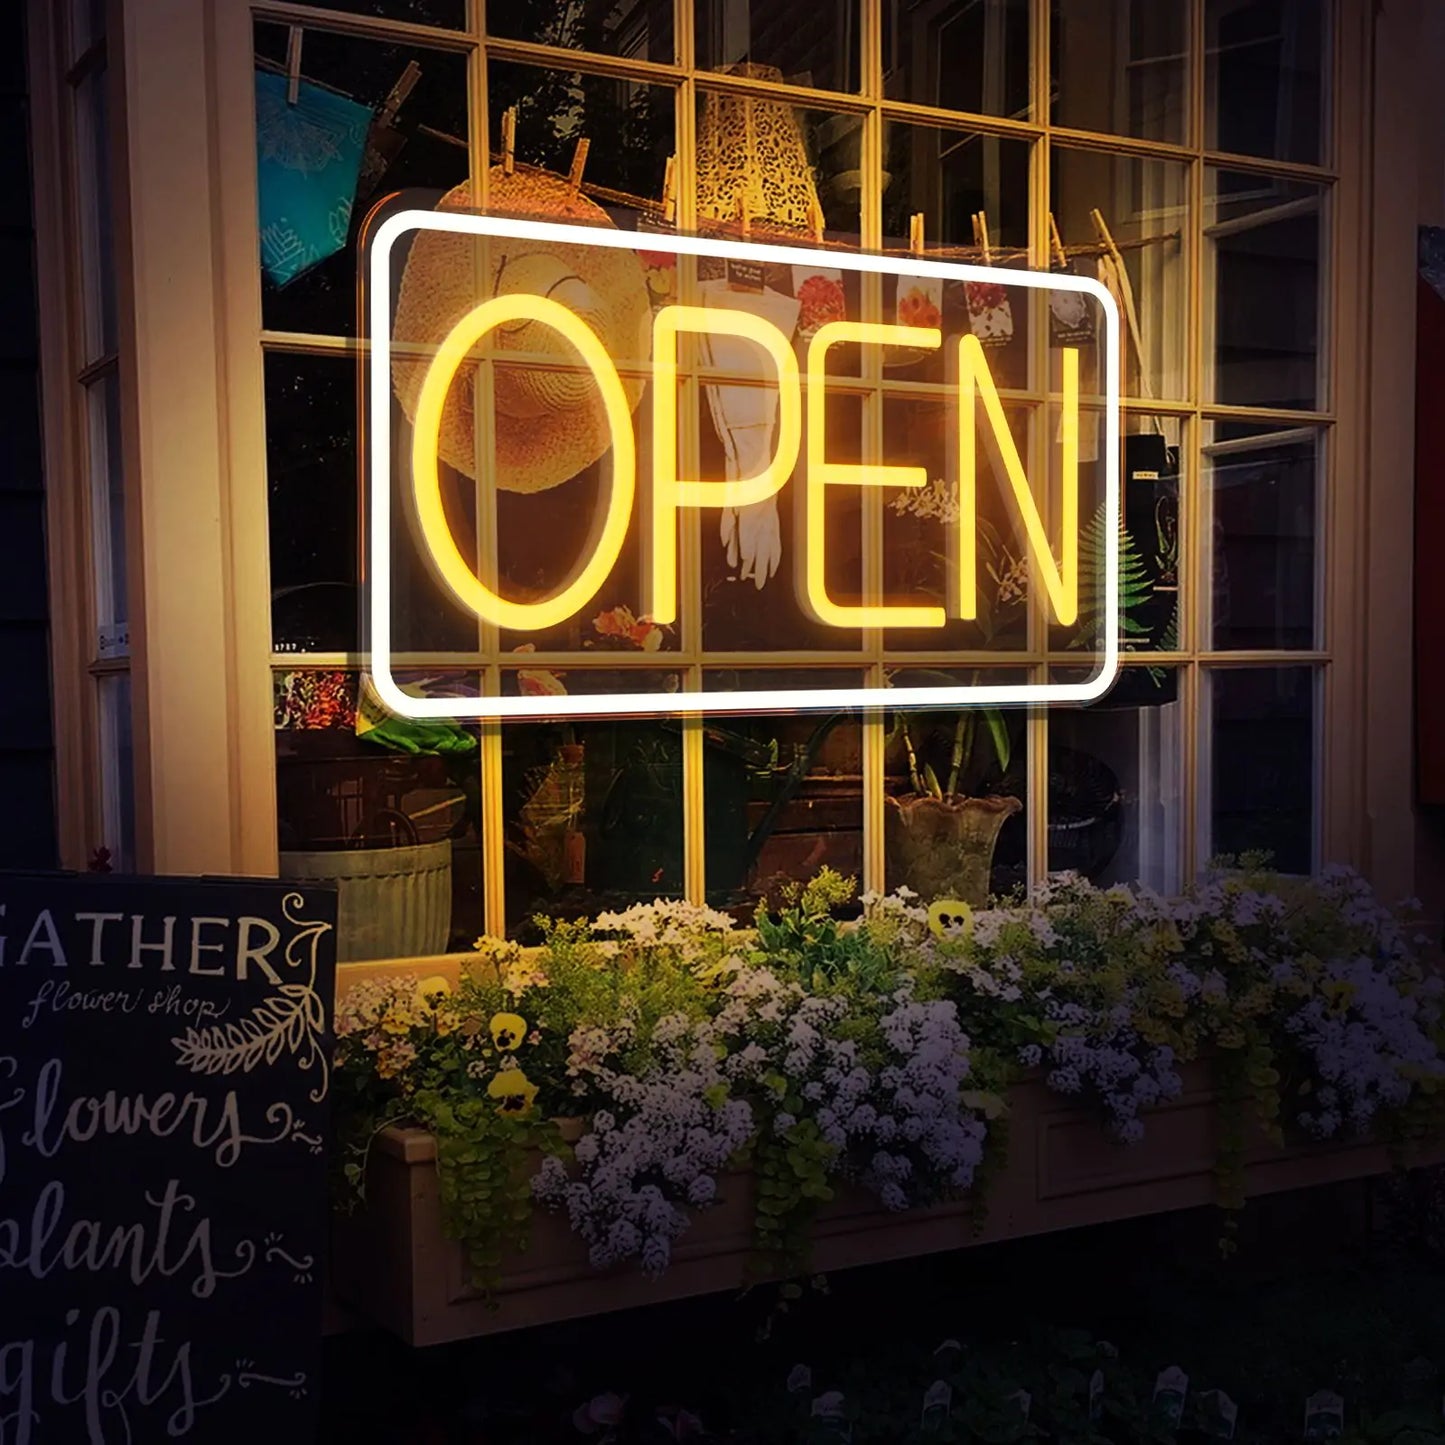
[{"x1": 367, "y1": 211, "x2": 1120, "y2": 720}]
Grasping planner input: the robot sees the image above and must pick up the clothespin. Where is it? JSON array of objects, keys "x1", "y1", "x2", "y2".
[
  {"x1": 285, "y1": 26, "x2": 303, "y2": 105},
  {"x1": 976, "y1": 211, "x2": 993, "y2": 265},
  {"x1": 568, "y1": 137, "x2": 590, "y2": 191},
  {"x1": 378, "y1": 60, "x2": 422, "y2": 127},
  {"x1": 501, "y1": 106, "x2": 516, "y2": 175},
  {"x1": 909, "y1": 211, "x2": 925, "y2": 254},
  {"x1": 808, "y1": 196, "x2": 824, "y2": 243},
  {"x1": 738, "y1": 191, "x2": 751, "y2": 240},
  {"x1": 661, "y1": 154, "x2": 677, "y2": 224},
  {"x1": 1090, "y1": 207, "x2": 1123, "y2": 268},
  {"x1": 1048, "y1": 213, "x2": 1067, "y2": 269}
]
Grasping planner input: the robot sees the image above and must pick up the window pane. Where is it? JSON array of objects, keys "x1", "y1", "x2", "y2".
[
  {"x1": 1209, "y1": 665, "x2": 1316, "y2": 873},
  {"x1": 1052, "y1": 0, "x2": 1187, "y2": 144},
  {"x1": 74, "y1": 64, "x2": 117, "y2": 362},
  {"x1": 1206, "y1": 422, "x2": 1319, "y2": 650},
  {"x1": 98, "y1": 672, "x2": 136, "y2": 871},
  {"x1": 1051, "y1": 413, "x2": 1183, "y2": 659},
  {"x1": 1207, "y1": 170, "x2": 1323, "y2": 411},
  {"x1": 703, "y1": 671, "x2": 864, "y2": 912},
  {"x1": 1051, "y1": 146, "x2": 1189, "y2": 401},
  {"x1": 490, "y1": 61, "x2": 675, "y2": 203},
  {"x1": 1048, "y1": 677, "x2": 1183, "y2": 893},
  {"x1": 500, "y1": 671, "x2": 684, "y2": 939},
  {"x1": 1206, "y1": 0, "x2": 1326, "y2": 165},
  {"x1": 884, "y1": 670, "x2": 1029, "y2": 904},
  {"x1": 488, "y1": 0, "x2": 673, "y2": 61},
  {"x1": 264, "y1": 352, "x2": 360, "y2": 655},
  {"x1": 883, "y1": 122, "x2": 1031, "y2": 260},
  {"x1": 254, "y1": 23, "x2": 469, "y2": 338},
  {"x1": 274, "y1": 669, "x2": 483, "y2": 961},
  {"x1": 883, "y1": 0, "x2": 1030, "y2": 121},
  {"x1": 697, "y1": 0, "x2": 860, "y2": 94},
  {"x1": 87, "y1": 372, "x2": 127, "y2": 638}
]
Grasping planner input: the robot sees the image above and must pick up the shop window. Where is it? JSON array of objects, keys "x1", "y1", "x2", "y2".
[{"x1": 248, "y1": 0, "x2": 1339, "y2": 941}]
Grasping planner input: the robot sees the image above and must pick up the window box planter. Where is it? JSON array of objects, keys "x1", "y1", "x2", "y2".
[{"x1": 328, "y1": 1061, "x2": 1442, "y2": 1346}]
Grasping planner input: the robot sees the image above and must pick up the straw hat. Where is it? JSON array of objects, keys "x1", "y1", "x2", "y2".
[
  {"x1": 390, "y1": 168, "x2": 651, "y2": 494},
  {"x1": 696, "y1": 65, "x2": 822, "y2": 231}
]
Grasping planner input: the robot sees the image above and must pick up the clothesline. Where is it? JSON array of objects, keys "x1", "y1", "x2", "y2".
[{"x1": 255, "y1": 58, "x2": 1180, "y2": 267}]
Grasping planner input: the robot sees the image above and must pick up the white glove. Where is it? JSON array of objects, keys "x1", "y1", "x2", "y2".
[{"x1": 701, "y1": 283, "x2": 800, "y2": 591}]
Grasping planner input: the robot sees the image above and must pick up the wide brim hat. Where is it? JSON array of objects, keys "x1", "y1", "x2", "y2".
[{"x1": 390, "y1": 168, "x2": 651, "y2": 494}]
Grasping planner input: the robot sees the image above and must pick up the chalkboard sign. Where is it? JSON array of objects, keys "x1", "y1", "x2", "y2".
[{"x1": 0, "y1": 873, "x2": 338, "y2": 1445}]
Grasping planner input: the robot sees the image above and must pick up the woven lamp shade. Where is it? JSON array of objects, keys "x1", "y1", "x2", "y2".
[{"x1": 696, "y1": 65, "x2": 823, "y2": 231}]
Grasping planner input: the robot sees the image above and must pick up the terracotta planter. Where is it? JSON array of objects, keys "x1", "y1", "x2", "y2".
[{"x1": 884, "y1": 793, "x2": 1022, "y2": 905}]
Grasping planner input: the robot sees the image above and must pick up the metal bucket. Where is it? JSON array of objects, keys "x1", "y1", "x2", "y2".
[{"x1": 279, "y1": 837, "x2": 454, "y2": 962}]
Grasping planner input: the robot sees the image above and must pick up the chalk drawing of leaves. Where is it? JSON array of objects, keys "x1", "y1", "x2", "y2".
[{"x1": 170, "y1": 891, "x2": 333, "y2": 1102}]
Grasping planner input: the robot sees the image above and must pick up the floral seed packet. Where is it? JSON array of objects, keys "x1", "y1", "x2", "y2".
[
  {"x1": 1304, "y1": 1390, "x2": 1345, "y2": 1439},
  {"x1": 792, "y1": 264, "x2": 846, "y2": 341},
  {"x1": 965, "y1": 277, "x2": 1014, "y2": 346},
  {"x1": 1152, "y1": 1367, "x2": 1188, "y2": 1427},
  {"x1": 1048, "y1": 267, "x2": 1096, "y2": 347},
  {"x1": 920, "y1": 1380, "x2": 951, "y2": 1432},
  {"x1": 896, "y1": 275, "x2": 943, "y2": 331},
  {"x1": 635, "y1": 213, "x2": 679, "y2": 310},
  {"x1": 1197, "y1": 1389, "x2": 1238, "y2": 1439}
]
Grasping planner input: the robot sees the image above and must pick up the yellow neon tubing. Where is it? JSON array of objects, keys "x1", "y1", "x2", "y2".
[
  {"x1": 956, "y1": 332, "x2": 1078, "y2": 627},
  {"x1": 410, "y1": 291, "x2": 636, "y2": 631},
  {"x1": 648, "y1": 304, "x2": 802, "y2": 626},
  {"x1": 804, "y1": 319, "x2": 946, "y2": 630}
]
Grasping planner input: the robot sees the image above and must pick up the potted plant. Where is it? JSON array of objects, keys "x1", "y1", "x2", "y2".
[{"x1": 885, "y1": 675, "x2": 1021, "y2": 907}]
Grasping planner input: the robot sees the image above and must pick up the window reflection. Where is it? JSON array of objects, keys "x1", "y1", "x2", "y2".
[
  {"x1": 487, "y1": 0, "x2": 674, "y2": 62},
  {"x1": 702, "y1": 672, "x2": 863, "y2": 912},
  {"x1": 697, "y1": 0, "x2": 860, "y2": 93},
  {"x1": 1050, "y1": 147, "x2": 1189, "y2": 401},
  {"x1": 1209, "y1": 665, "x2": 1316, "y2": 874},
  {"x1": 1206, "y1": 0, "x2": 1326, "y2": 165},
  {"x1": 883, "y1": 0, "x2": 1030, "y2": 120},
  {"x1": 1207, "y1": 170, "x2": 1324, "y2": 410},
  {"x1": 1052, "y1": 0, "x2": 1187, "y2": 144},
  {"x1": 1207, "y1": 423, "x2": 1319, "y2": 651},
  {"x1": 1048, "y1": 680, "x2": 1183, "y2": 892},
  {"x1": 501, "y1": 671, "x2": 685, "y2": 939}
]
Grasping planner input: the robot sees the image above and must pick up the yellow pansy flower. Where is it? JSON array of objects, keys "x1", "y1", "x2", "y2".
[
  {"x1": 928, "y1": 899, "x2": 973, "y2": 939},
  {"x1": 414, "y1": 974, "x2": 452, "y2": 1007},
  {"x1": 488, "y1": 1067, "x2": 539, "y2": 1116},
  {"x1": 490, "y1": 1012, "x2": 528, "y2": 1051}
]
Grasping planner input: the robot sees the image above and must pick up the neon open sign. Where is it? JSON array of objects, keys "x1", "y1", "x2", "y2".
[{"x1": 366, "y1": 211, "x2": 1121, "y2": 720}]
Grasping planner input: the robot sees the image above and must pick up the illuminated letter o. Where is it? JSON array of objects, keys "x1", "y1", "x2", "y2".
[{"x1": 410, "y1": 291, "x2": 636, "y2": 631}]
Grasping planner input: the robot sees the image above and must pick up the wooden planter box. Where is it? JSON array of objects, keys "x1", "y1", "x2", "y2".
[{"x1": 329, "y1": 1060, "x2": 1442, "y2": 1346}]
